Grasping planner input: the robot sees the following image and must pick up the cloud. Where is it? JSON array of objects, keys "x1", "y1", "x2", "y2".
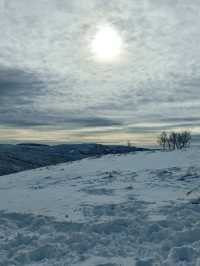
[
  {"x1": 0, "y1": 67, "x2": 46, "y2": 126},
  {"x1": 161, "y1": 117, "x2": 200, "y2": 124},
  {"x1": 0, "y1": 0, "x2": 200, "y2": 144},
  {"x1": 0, "y1": 67, "x2": 122, "y2": 129}
]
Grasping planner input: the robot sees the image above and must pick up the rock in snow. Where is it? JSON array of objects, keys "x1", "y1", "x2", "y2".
[{"x1": 0, "y1": 147, "x2": 200, "y2": 265}]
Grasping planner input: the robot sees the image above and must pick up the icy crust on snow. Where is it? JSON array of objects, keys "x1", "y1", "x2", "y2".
[{"x1": 0, "y1": 148, "x2": 200, "y2": 265}]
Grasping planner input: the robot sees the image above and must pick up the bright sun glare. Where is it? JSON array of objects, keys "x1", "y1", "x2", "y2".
[{"x1": 91, "y1": 25, "x2": 122, "y2": 62}]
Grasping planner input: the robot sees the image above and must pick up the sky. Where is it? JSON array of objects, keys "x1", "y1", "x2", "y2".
[{"x1": 0, "y1": 0, "x2": 200, "y2": 146}]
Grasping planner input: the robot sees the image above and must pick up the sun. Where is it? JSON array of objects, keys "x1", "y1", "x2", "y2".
[{"x1": 91, "y1": 24, "x2": 123, "y2": 62}]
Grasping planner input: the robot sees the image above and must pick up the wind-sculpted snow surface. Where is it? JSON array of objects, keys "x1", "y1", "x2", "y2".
[{"x1": 0, "y1": 148, "x2": 200, "y2": 265}]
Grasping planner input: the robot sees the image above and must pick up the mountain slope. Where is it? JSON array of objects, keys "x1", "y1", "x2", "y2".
[{"x1": 0, "y1": 143, "x2": 148, "y2": 176}]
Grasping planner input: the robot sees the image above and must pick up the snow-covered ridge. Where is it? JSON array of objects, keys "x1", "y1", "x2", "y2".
[
  {"x1": 0, "y1": 143, "x2": 148, "y2": 176},
  {"x1": 1, "y1": 148, "x2": 200, "y2": 265}
]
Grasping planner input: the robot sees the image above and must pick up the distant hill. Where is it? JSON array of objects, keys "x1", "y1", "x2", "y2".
[{"x1": 0, "y1": 143, "x2": 149, "y2": 176}]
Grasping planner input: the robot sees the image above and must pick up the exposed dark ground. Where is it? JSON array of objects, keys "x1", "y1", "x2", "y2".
[{"x1": 0, "y1": 143, "x2": 149, "y2": 176}]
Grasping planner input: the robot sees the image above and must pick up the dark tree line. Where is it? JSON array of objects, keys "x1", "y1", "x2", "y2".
[{"x1": 158, "y1": 131, "x2": 191, "y2": 150}]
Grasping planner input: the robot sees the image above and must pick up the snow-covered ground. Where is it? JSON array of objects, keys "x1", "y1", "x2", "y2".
[{"x1": 1, "y1": 148, "x2": 200, "y2": 266}]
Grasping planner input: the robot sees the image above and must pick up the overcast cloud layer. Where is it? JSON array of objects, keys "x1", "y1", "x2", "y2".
[{"x1": 0, "y1": 0, "x2": 200, "y2": 145}]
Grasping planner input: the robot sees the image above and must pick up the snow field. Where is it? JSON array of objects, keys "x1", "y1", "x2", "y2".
[{"x1": 0, "y1": 148, "x2": 200, "y2": 265}]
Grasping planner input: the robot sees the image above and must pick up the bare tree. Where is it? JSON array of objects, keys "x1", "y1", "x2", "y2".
[
  {"x1": 157, "y1": 131, "x2": 168, "y2": 150},
  {"x1": 169, "y1": 132, "x2": 178, "y2": 150},
  {"x1": 127, "y1": 140, "x2": 132, "y2": 147},
  {"x1": 180, "y1": 131, "x2": 191, "y2": 149},
  {"x1": 158, "y1": 130, "x2": 191, "y2": 151}
]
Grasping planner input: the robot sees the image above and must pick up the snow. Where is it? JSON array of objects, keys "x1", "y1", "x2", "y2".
[{"x1": 1, "y1": 148, "x2": 200, "y2": 265}]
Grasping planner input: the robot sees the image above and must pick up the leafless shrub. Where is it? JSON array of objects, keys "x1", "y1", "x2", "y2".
[{"x1": 158, "y1": 131, "x2": 191, "y2": 150}]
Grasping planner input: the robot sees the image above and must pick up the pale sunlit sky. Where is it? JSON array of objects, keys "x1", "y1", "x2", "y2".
[{"x1": 0, "y1": 0, "x2": 200, "y2": 146}]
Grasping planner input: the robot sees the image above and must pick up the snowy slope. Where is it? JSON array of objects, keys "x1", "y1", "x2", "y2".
[
  {"x1": 0, "y1": 143, "x2": 148, "y2": 176},
  {"x1": 1, "y1": 148, "x2": 200, "y2": 266}
]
